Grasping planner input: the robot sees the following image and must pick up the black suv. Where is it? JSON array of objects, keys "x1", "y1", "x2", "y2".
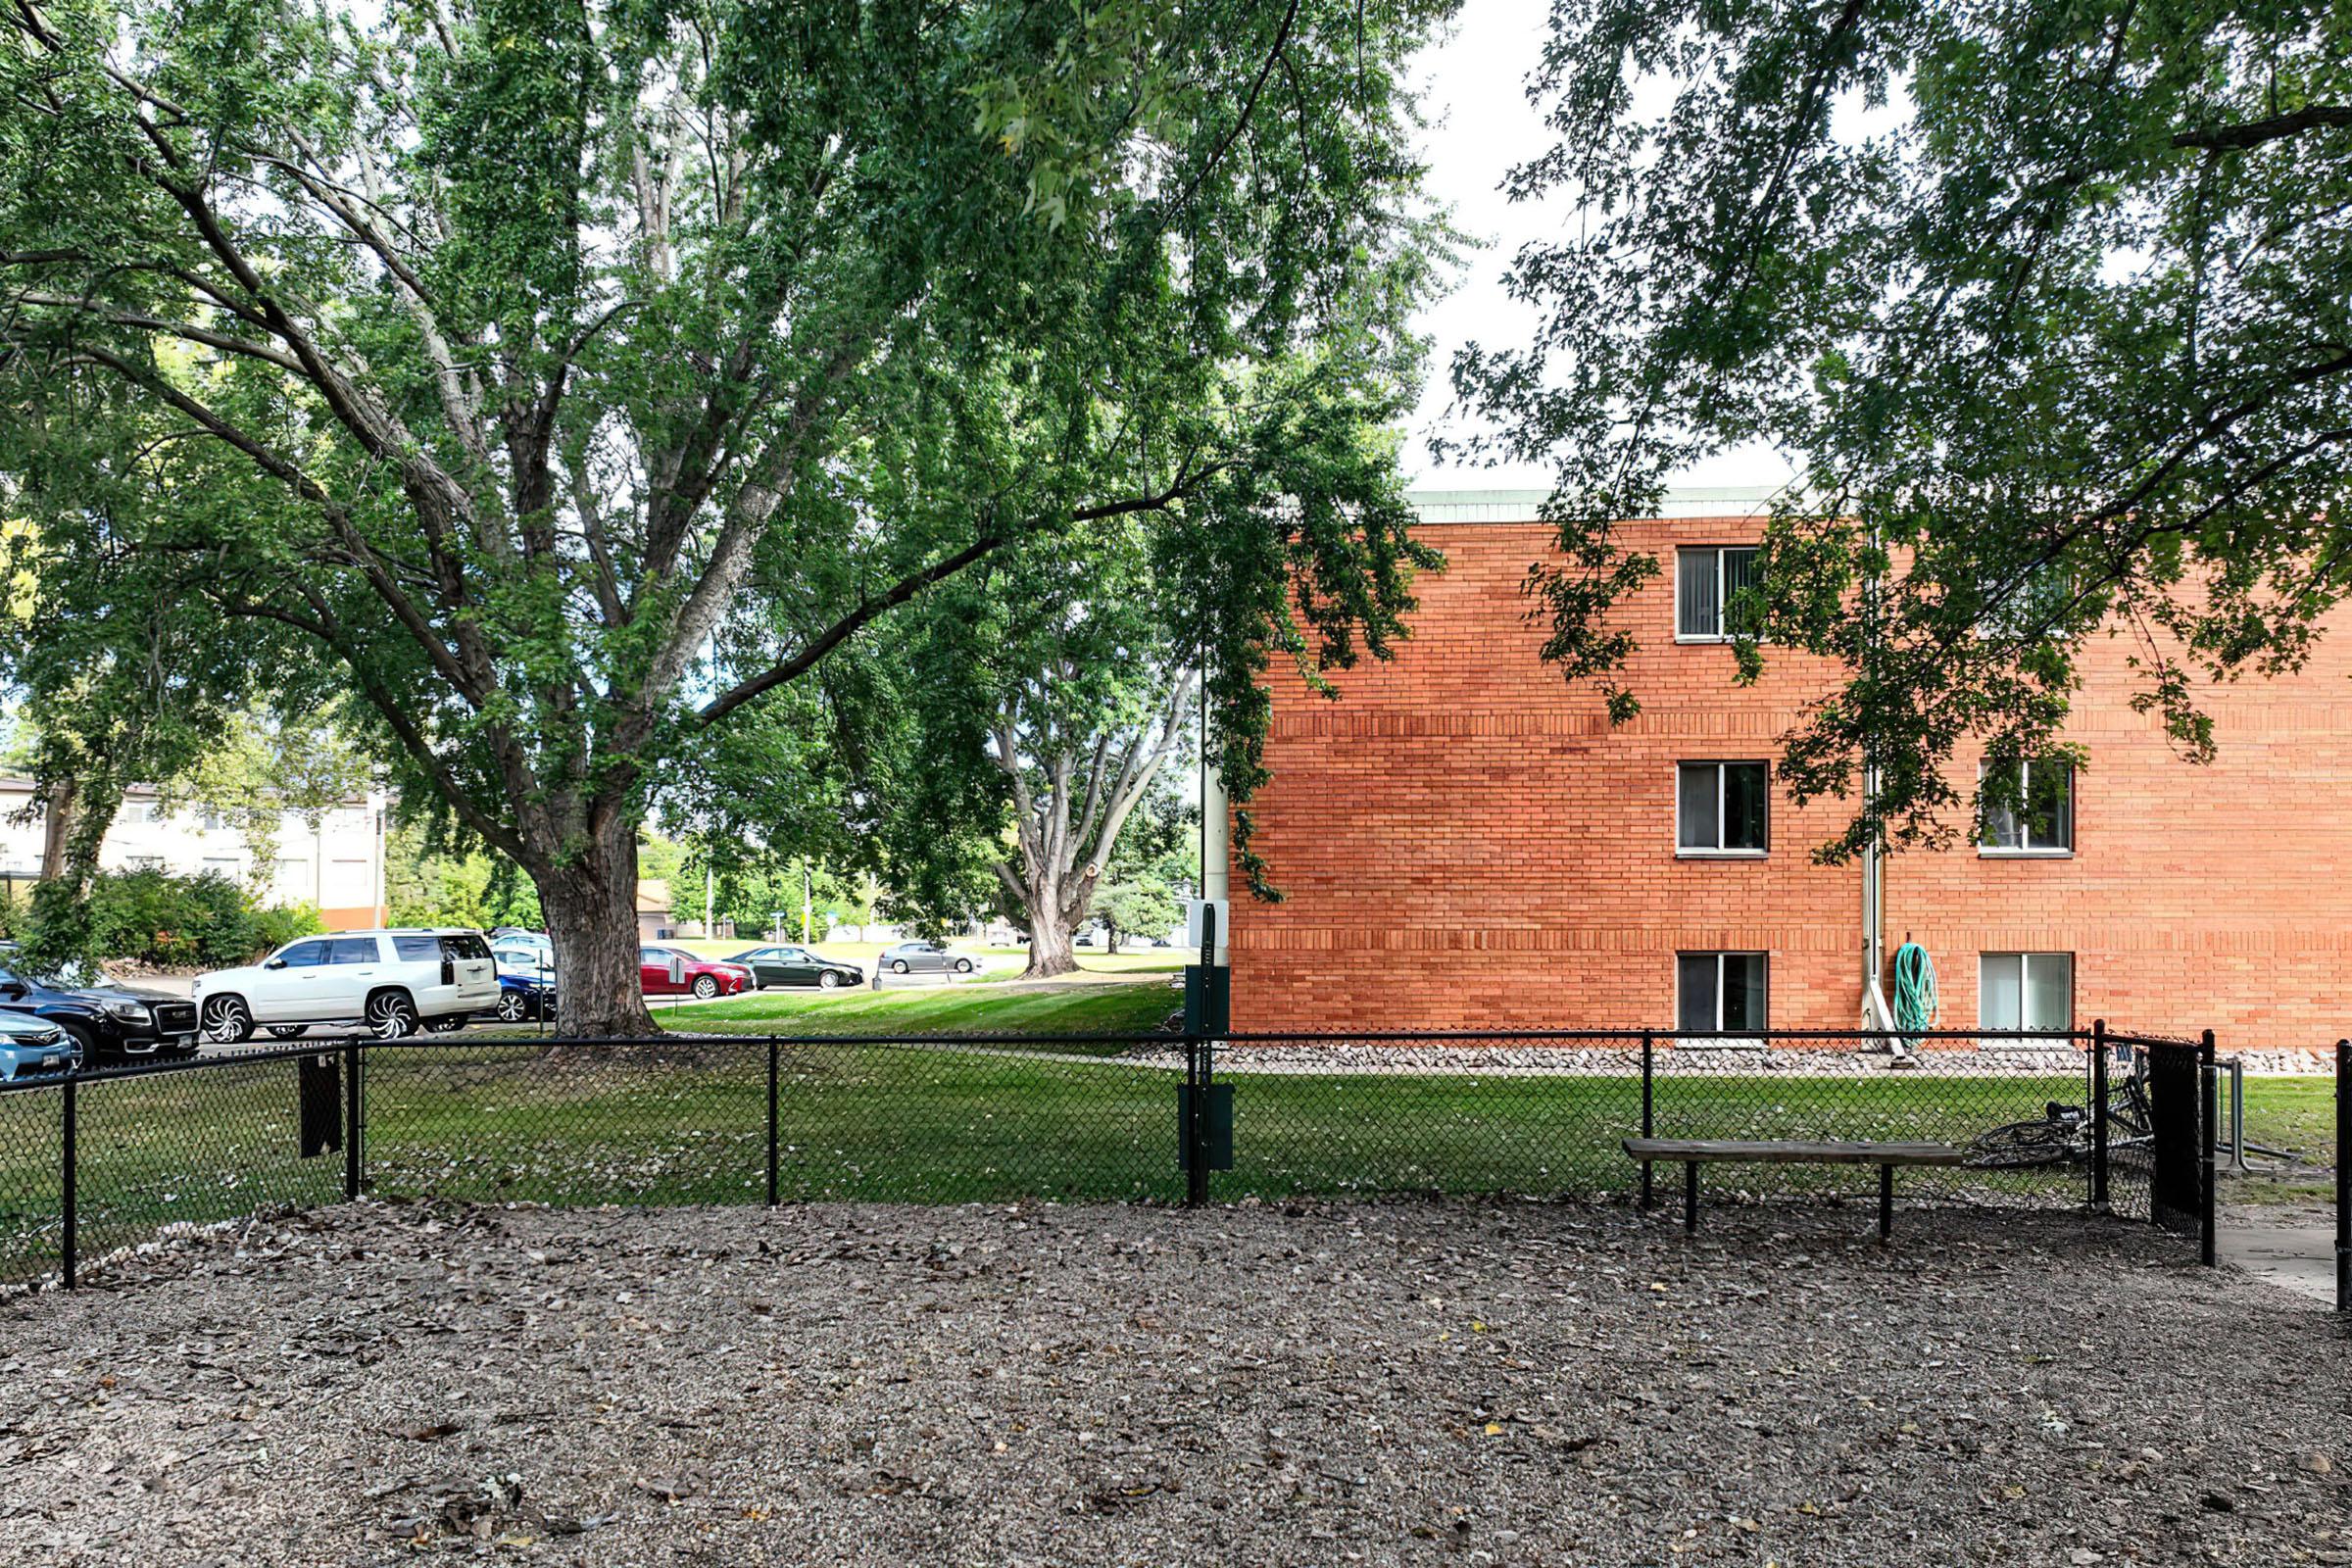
[{"x1": 0, "y1": 959, "x2": 201, "y2": 1069}]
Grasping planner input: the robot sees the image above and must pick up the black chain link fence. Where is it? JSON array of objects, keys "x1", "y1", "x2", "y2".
[{"x1": 1, "y1": 1026, "x2": 2216, "y2": 1289}]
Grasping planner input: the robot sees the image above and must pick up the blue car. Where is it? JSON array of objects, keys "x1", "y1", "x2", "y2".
[
  {"x1": 0, "y1": 1011, "x2": 74, "y2": 1082},
  {"x1": 491, "y1": 971, "x2": 557, "y2": 1023}
]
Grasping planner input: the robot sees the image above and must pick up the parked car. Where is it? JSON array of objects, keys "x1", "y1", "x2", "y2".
[
  {"x1": 0, "y1": 1011, "x2": 75, "y2": 1082},
  {"x1": 1075, "y1": 931, "x2": 1097, "y2": 948},
  {"x1": 192, "y1": 929, "x2": 499, "y2": 1042},
  {"x1": 492, "y1": 937, "x2": 556, "y2": 977},
  {"x1": 722, "y1": 945, "x2": 864, "y2": 990},
  {"x1": 0, "y1": 957, "x2": 199, "y2": 1066},
  {"x1": 491, "y1": 970, "x2": 557, "y2": 1023},
  {"x1": 638, "y1": 945, "x2": 753, "y2": 1000},
  {"x1": 878, "y1": 941, "x2": 977, "y2": 976}
]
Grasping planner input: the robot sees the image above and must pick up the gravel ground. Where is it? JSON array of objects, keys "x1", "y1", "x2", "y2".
[{"x1": 2, "y1": 1200, "x2": 2345, "y2": 1567}]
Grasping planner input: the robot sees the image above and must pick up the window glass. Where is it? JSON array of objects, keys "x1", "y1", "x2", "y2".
[
  {"x1": 440, "y1": 933, "x2": 492, "y2": 961},
  {"x1": 1676, "y1": 550, "x2": 1720, "y2": 638},
  {"x1": 1721, "y1": 548, "x2": 1763, "y2": 635},
  {"x1": 640, "y1": 948, "x2": 664, "y2": 964},
  {"x1": 2024, "y1": 953, "x2": 2073, "y2": 1030},
  {"x1": 1676, "y1": 954, "x2": 1718, "y2": 1031},
  {"x1": 1723, "y1": 763, "x2": 1769, "y2": 851},
  {"x1": 328, "y1": 936, "x2": 379, "y2": 964},
  {"x1": 1722, "y1": 954, "x2": 1769, "y2": 1031},
  {"x1": 1677, "y1": 764, "x2": 1719, "y2": 850},
  {"x1": 277, "y1": 940, "x2": 330, "y2": 967},
  {"x1": 1980, "y1": 954, "x2": 2024, "y2": 1030},
  {"x1": 394, "y1": 935, "x2": 440, "y2": 960}
]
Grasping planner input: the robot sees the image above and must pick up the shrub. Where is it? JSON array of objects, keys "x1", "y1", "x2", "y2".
[{"x1": 20, "y1": 870, "x2": 324, "y2": 969}]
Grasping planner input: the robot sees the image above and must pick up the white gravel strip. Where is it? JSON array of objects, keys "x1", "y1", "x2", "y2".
[{"x1": 1, "y1": 1199, "x2": 2344, "y2": 1566}]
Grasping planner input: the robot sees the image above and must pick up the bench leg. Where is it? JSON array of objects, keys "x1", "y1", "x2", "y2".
[
  {"x1": 1878, "y1": 1164, "x2": 1893, "y2": 1243},
  {"x1": 1684, "y1": 1161, "x2": 1698, "y2": 1233}
]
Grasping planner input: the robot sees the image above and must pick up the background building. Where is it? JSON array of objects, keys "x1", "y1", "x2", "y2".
[
  {"x1": 1226, "y1": 490, "x2": 2352, "y2": 1048},
  {"x1": 0, "y1": 778, "x2": 385, "y2": 930}
]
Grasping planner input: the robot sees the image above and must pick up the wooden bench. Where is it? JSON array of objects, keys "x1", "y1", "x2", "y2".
[{"x1": 1623, "y1": 1138, "x2": 1967, "y2": 1240}]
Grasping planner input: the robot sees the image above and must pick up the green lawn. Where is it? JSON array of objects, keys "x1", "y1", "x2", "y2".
[
  {"x1": 13, "y1": 1042, "x2": 2330, "y2": 1285},
  {"x1": 637, "y1": 976, "x2": 1181, "y2": 1038}
]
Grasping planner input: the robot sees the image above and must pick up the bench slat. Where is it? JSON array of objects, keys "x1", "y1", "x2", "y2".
[{"x1": 1623, "y1": 1138, "x2": 1964, "y2": 1166}]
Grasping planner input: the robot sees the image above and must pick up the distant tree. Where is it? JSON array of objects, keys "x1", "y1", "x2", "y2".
[
  {"x1": 1456, "y1": 0, "x2": 2352, "y2": 857},
  {"x1": 887, "y1": 526, "x2": 1199, "y2": 978},
  {"x1": 1098, "y1": 783, "x2": 1197, "y2": 953}
]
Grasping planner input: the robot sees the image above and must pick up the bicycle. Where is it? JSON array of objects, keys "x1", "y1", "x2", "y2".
[{"x1": 1966, "y1": 1050, "x2": 2155, "y2": 1168}]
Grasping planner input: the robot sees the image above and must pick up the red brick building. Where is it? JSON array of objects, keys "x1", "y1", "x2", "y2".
[{"x1": 1225, "y1": 490, "x2": 2352, "y2": 1047}]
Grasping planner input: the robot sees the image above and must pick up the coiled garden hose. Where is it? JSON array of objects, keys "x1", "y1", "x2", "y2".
[{"x1": 1891, "y1": 942, "x2": 1938, "y2": 1046}]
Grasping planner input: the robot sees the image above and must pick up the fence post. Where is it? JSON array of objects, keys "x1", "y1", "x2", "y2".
[
  {"x1": 61, "y1": 1068, "x2": 76, "y2": 1290},
  {"x1": 1640, "y1": 1031, "x2": 1655, "y2": 1211},
  {"x1": 343, "y1": 1039, "x2": 363, "y2": 1200},
  {"x1": 2336, "y1": 1039, "x2": 2347, "y2": 1316},
  {"x1": 2090, "y1": 1019, "x2": 2109, "y2": 1213},
  {"x1": 766, "y1": 1038, "x2": 779, "y2": 1208},
  {"x1": 2199, "y1": 1030, "x2": 2218, "y2": 1268}
]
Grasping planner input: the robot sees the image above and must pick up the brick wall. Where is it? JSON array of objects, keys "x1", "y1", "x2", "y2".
[{"x1": 1228, "y1": 512, "x2": 2352, "y2": 1049}]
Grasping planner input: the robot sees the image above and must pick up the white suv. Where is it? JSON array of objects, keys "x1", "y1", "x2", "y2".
[{"x1": 193, "y1": 929, "x2": 499, "y2": 1042}]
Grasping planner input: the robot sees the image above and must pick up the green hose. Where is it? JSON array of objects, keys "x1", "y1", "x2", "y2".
[{"x1": 1891, "y1": 942, "x2": 1937, "y2": 1046}]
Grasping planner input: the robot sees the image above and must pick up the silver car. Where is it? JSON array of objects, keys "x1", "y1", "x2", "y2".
[{"x1": 878, "y1": 941, "x2": 977, "y2": 976}]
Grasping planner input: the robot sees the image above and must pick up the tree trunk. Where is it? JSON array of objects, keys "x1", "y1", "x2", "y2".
[
  {"x1": 533, "y1": 815, "x2": 659, "y2": 1037},
  {"x1": 37, "y1": 777, "x2": 74, "y2": 883},
  {"x1": 1022, "y1": 903, "x2": 1079, "y2": 979}
]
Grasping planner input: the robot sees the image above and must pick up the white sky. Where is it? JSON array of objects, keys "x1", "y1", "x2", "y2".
[{"x1": 1401, "y1": 0, "x2": 1797, "y2": 495}]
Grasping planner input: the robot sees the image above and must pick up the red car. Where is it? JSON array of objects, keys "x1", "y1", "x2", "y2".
[{"x1": 638, "y1": 945, "x2": 754, "y2": 1001}]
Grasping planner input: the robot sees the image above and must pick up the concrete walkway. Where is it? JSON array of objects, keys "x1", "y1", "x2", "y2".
[{"x1": 2218, "y1": 1207, "x2": 2343, "y2": 1306}]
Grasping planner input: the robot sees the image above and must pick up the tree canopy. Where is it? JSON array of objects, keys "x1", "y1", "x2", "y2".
[
  {"x1": 1, "y1": 0, "x2": 1455, "y2": 1028},
  {"x1": 1456, "y1": 0, "x2": 2352, "y2": 858}
]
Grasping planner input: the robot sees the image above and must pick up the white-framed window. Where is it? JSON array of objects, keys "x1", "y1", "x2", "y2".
[
  {"x1": 1980, "y1": 953, "x2": 2073, "y2": 1038},
  {"x1": 1676, "y1": 952, "x2": 1768, "y2": 1039},
  {"x1": 201, "y1": 855, "x2": 242, "y2": 876},
  {"x1": 125, "y1": 855, "x2": 164, "y2": 871},
  {"x1": 1974, "y1": 565, "x2": 2075, "y2": 640},
  {"x1": 1675, "y1": 546, "x2": 1762, "y2": 641},
  {"x1": 1981, "y1": 760, "x2": 2074, "y2": 855},
  {"x1": 1676, "y1": 761, "x2": 1769, "y2": 856},
  {"x1": 118, "y1": 800, "x2": 160, "y2": 825}
]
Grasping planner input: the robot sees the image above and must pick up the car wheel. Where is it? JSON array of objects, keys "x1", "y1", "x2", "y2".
[
  {"x1": 495, "y1": 991, "x2": 528, "y2": 1022},
  {"x1": 954, "y1": 957, "x2": 974, "y2": 974},
  {"x1": 367, "y1": 991, "x2": 419, "y2": 1039},
  {"x1": 891, "y1": 959, "x2": 909, "y2": 974},
  {"x1": 57, "y1": 1022, "x2": 92, "y2": 1073},
  {"x1": 692, "y1": 974, "x2": 719, "y2": 1001},
  {"x1": 202, "y1": 996, "x2": 253, "y2": 1045},
  {"x1": 818, "y1": 970, "x2": 841, "y2": 990},
  {"x1": 427, "y1": 1013, "x2": 466, "y2": 1034},
  {"x1": 264, "y1": 1025, "x2": 308, "y2": 1041}
]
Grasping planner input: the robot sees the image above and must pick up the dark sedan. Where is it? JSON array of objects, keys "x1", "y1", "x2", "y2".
[
  {"x1": 723, "y1": 945, "x2": 865, "y2": 990},
  {"x1": 0, "y1": 958, "x2": 200, "y2": 1067}
]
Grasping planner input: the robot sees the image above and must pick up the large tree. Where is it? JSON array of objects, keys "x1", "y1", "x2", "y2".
[
  {"x1": 1456, "y1": 0, "x2": 2352, "y2": 857},
  {"x1": 2, "y1": 0, "x2": 1453, "y2": 1032}
]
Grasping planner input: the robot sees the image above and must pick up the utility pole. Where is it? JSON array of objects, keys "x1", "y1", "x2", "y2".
[
  {"x1": 802, "y1": 861, "x2": 813, "y2": 945},
  {"x1": 705, "y1": 862, "x2": 715, "y2": 939}
]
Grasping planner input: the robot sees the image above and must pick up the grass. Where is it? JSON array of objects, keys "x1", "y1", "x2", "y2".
[
  {"x1": 1, "y1": 1052, "x2": 2335, "y2": 1285},
  {"x1": 639, "y1": 976, "x2": 1181, "y2": 1038}
]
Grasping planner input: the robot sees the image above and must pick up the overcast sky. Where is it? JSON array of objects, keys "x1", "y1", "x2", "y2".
[{"x1": 1402, "y1": 1, "x2": 1797, "y2": 496}]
